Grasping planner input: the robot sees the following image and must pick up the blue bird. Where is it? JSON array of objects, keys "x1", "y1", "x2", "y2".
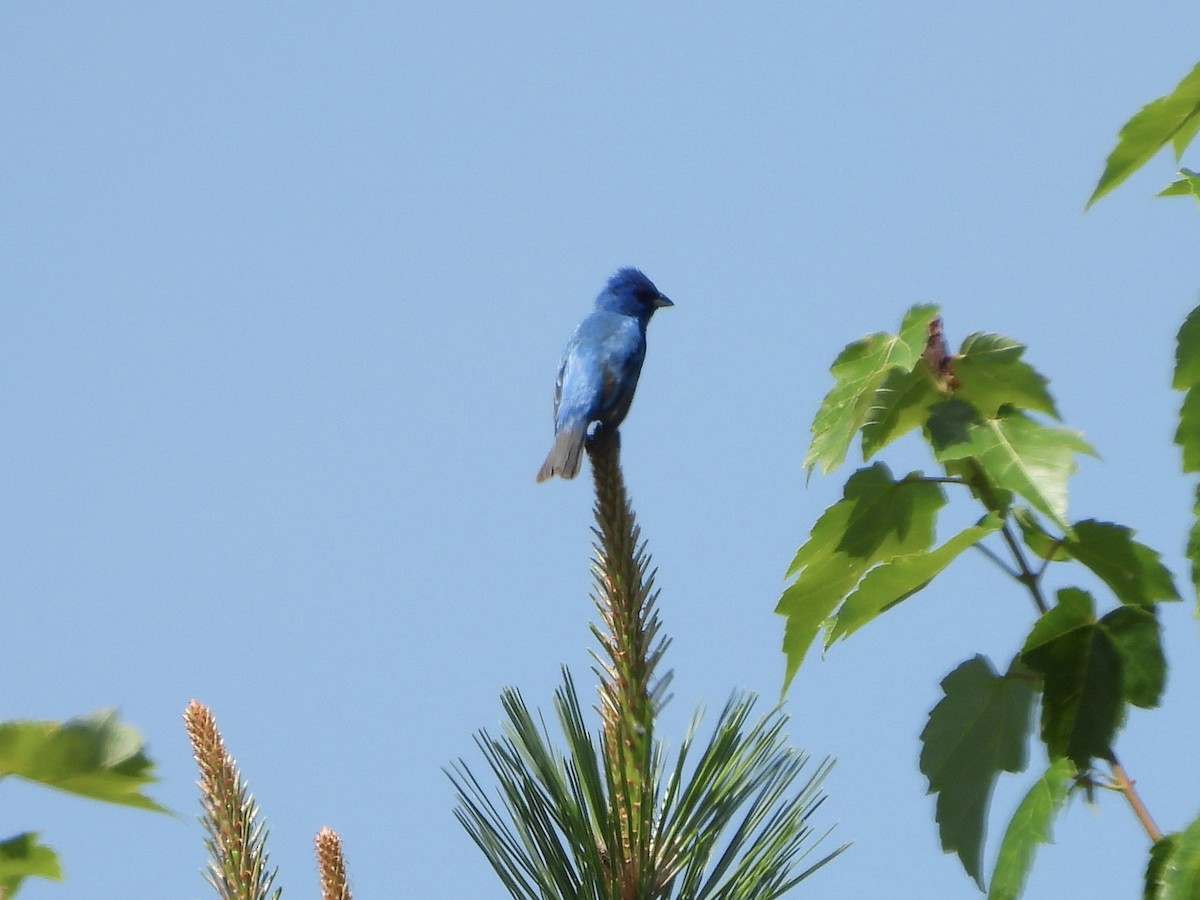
[{"x1": 536, "y1": 268, "x2": 673, "y2": 482}]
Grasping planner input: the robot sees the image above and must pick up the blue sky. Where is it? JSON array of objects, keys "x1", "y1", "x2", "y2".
[{"x1": 3, "y1": 4, "x2": 1200, "y2": 898}]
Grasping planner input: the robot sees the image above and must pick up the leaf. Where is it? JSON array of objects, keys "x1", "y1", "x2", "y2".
[
  {"x1": 1152, "y1": 815, "x2": 1200, "y2": 899},
  {"x1": 826, "y1": 514, "x2": 1002, "y2": 645},
  {"x1": 930, "y1": 402, "x2": 1095, "y2": 530},
  {"x1": 0, "y1": 710, "x2": 165, "y2": 812},
  {"x1": 0, "y1": 833, "x2": 62, "y2": 898},
  {"x1": 1176, "y1": 305, "x2": 1200, "y2": 391},
  {"x1": 451, "y1": 672, "x2": 843, "y2": 900},
  {"x1": 1020, "y1": 590, "x2": 1123, "y2": 771},
  {"x1": 927, "y1": 397, "x2": 981, "y2": 448},
  {"x1": 1174, "y1": 305, "x2": 1200, "y2": 475},
  {"x1": 861, "y1": 365, "x2": 943, "y2": 459},
  {"x1": 1176, "y1": 112, "x2": 1200, "y2": 159},
  {"x1": 1087, "y1": 61, "x2": 1200, "y2": 207},
  {"x1": 777, "y1": 463, "x2": 944, "y2": 688},
  {"x1": 1146, "y1": 834, "x2": 1179, "y2": 900},
  {"x1": 1158, "y1": 168, "x2": 1200, "y2": 204},
  {"x1": 1060, "y1": 519, "x2": 1180, "y2": 608},
  {"x1": 1013, "y1": 508, "x2": 1069, "y2": 562},
  {"x1": 1175, "y1": 389, "x2": 1200, "y2": 473},
  {"x1": 987, "y1": 758, "x2": 1074, "y2": 900},
  {"x1": 951, "y1": 333, "x2": 1059, "y2": 419},
  {"x1": 1190, "y1": 485, "x2": 1200, "y2": 616},
  {"x1": 919, "y1": 655, "x2": 1037, "y2": 888},
  {"x1": 805, "y1": 305, "x2": 938, "y2": 474},
  {"x1": 1100, "y1": 606, "x2": 1166, "y2": 709}
]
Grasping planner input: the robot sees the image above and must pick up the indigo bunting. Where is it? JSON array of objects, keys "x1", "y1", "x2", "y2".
[{"x1": 536, "y1": 268, "x2": 673, "y2": 482}]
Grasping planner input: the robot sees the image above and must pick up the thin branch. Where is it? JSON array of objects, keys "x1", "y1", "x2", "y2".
[
  {"x1": 903, "y1": 474, "x2": 968, "y2": 486},
  {"x1": 586, "y1": 426, "x2": 666, "y2": 896},
  {"x1": 999, "y1": 521, "x2": 1048, "y2": 614},
  {"x1": 972, "y1": 541, "x2": 1019, "y2": 579},
  {"x1": 1103, "y1": 751, "x2": 1162, "y2": 843}
]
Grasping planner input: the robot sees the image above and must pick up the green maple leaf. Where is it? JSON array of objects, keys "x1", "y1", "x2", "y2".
[
  {"x1": 0, "y1": 833, "x2": 62, "y2": 898},
  {"x1": 951, "y1": 332, "x2": 1058, "y2": 419},
  {"x1": 1012, "y1": 508, "x2": 1069, "y2": 562},
  {"x1": 1147, "y1": 816, "x2": 1200, "y2": 899},
  {"x1": 987, "y1": 758, "x2": 1074, "y2": 900},
  {"x1": 777, "y1": 463, "x2": 943, "y2": 688},
  {"x1": 1088, "y1": 61, "x2": 1200, "y2": 206},
  {"x1": 0, "y1": 710, "x2": 165, "y2": 812},
  {"x1": 1061, "y1": 519, "x2": 1180, "y2": 609},
  {"x1": 805, "y1": 304, "x2": 938, "y2": 474},
  {"x1": 1099, "y1": 605, "x2": 1166, "y2": 710},
  {"x1": 826, "y1": 514, "x2": 1001, "y2": 646},
  {"x1": 861, "y1": 365, "x2": 943, "y2": 460},
  {"x1": 1158, "y1": 167, "x2": 1200, "y2": 205},
  {"x1": 1020, "y1": 590, "x2": 1123, "y2": 771},
  {"x1": 919, "y1": 655, "x2": 1037, "y2": 887},
  {"x1": 930, "y1": 401, "x2": 1094, "y2": 530},
  {"x1": 1189, "y1": 485, "x2": 1200, "y2": 615}
]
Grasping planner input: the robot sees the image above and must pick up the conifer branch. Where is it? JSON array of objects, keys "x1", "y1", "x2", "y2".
[
  {"x1": 315, "y1": 827, "x2": 352, "y2": 900},
  {"x1": 184, "y1": 700, "x2": 281, "y2": 900},
  {"x1": 586, "y1": 427, "x2": 669, "y2": 896}
]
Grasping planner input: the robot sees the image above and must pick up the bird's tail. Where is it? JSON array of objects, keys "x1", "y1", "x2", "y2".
[{"x1": 535, "y1": 426, "x2": 587, "y2": 482}]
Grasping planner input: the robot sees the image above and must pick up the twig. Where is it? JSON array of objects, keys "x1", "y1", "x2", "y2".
[
  {"x1": 972, "y1": 541, "x2": 1019, "y2": 580},
  {"x1": 1104, "y1": 751, "x2": 1162, "y2": 843},
  {"x1": 586, "y1": 426, "x2": 666, "y2": 895},
  {"x1": 903, "y1": 475, "x2": 968, "y2": 486},
  {"x1": 999, "y1": 521, "x2": 1049, "y2": 614}
]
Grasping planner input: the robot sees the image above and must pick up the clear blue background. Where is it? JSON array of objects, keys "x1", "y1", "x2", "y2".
[{"x1": 3, "y1": 4, "x2": 1199, "y2": 898}]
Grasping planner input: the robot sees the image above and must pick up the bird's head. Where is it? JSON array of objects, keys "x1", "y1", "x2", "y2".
[{"x1": 596, "y1": 268, "x2": 673, "y2": 320}]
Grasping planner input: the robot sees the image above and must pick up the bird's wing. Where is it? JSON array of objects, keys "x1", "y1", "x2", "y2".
[
  {"x1": 554, "y1": 312, "x2": 645, "y2": 431},
  {"x1": 553, "y1": 329, "x2": 604, "y2": 430},
  {"x1": 552, "y1": 341, "x2": 572, "y2": 423},
  {"x1": 593, "y1": 316, "x2": 646, "y2": 423}
]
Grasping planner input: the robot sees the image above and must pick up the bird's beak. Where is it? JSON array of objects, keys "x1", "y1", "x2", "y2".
[{"x1": 654, "y1": 295, "x2": 674, "y2": 309}]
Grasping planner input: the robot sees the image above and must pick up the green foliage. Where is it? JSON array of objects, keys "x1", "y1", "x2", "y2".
[
  {"x1": 781, "y1": 302, "x2": 1187, "y2": 898},
  {"x1": 929, "y1": 401, "x2": 1094, "y2": 530},
  {"x1": 1101, "y1": 605, "x2": 1167, "y2": 709},
  {"x1": 1189, "y1": 486, "x2": 1200, "y2": 611},
  {"x1": 1174, "y1": 306, "x2": 1200, "y2": 608},
  {"x1": 0, "y1": 709, "x2": 162, "y2": 897},
  {"x1": 1145, "y1": 835, "x2": 1180, "y2": 900},
  {"x1": 1060, "y1": 520, "x2": 1180, "y2": 608},
  {"x1": 1158, "y1": 167, "x2": 1200, "y2": 204},
  {"x1": 1020, "y1": 590, "x2": 1124, "y2": 772},
  {"x1": 1146, "y1": 816, "x2": 1200, "y2": 900},
  {"x1": 1017, "y1": 589, "x2": 1168, "y2": 767},
  {"x1": 776, "y1": 462, "x2": 945, "y2": 688},
  {"x1": 1088, "y1": 61, "x2": 1200, "y2": 206},
  {"x1": 824, "y1": 514, "x2": 1000, "y2": 646},
  {"x1": 1012, "y1": 508, "x2": 1069, "y2": 562},
  {"x1": 987, "y1": 759, "x2": 1074, "y2": 900},
  {"x1": 459, "y1": 432, "x2": 842, "y2": 900},
  {"x1": 450, "y1": 673, "x2": 843, "y2": 900},
  {"x1": 918, "y1": 656, "x2": 1037, "y2": 887},
  {"x1": 1175, "y1": 309, "x2": 1200, "y2": 473},
  {"x1": 804, "y1": 305, "x2": 938, "y2": 474},
  {"x1": 950, "y1": 333, "x2": 1058, "y2": 419},
  {"x1": 0, "y1": 709, "x2": 163, "y2": 811},
  {"x1": 0, "y1": 833, "x2": 62, "y2": 899}
]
